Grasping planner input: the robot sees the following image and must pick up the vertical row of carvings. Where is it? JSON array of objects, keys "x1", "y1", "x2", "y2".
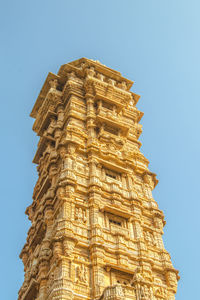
[{"x1": 19, "y1": 58, "x2": 179, "y2": 300}]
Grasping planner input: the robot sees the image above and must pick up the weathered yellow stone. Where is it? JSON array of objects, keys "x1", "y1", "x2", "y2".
[{"x1": 19, "y1": 58, "x2": 179, "y2": 300}]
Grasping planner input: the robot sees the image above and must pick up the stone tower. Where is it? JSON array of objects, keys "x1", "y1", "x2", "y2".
[{"x1": 19, "y1": 58, "x2": 179, "y2": 300}]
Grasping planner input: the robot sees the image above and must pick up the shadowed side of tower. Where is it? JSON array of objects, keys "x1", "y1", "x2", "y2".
[{"x1": 19, "y1": 58, "x2": 179, "y2": 300}]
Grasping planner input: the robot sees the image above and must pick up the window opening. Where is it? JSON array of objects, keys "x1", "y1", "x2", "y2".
[
  {"x1": 104, "y1": 125, "x2": 118, "y2": 135},
  {"x1": 102, "y1": 101, "x2": 113, "y2": 110},
  {"x1": 106, "y1": 172, "x2": 117, "y2": 179},
  {"x1": 109, "y1": 219, "x2": 122, "y2": 226}
]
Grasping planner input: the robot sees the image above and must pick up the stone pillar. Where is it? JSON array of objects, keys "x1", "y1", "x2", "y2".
[{"x1": 86, "y1": 97, "x2": 96, "y2": 140}]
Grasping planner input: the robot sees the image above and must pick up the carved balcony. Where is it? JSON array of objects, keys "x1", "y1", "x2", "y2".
[
  {"x1": 37, "y1": 110, "x2": 57, "y2": 137},
  {"x1": 33, "y1": 174, "x2": 51, "y2": 201},
  {"x1": 99, "y1": 284, "x2": 125, "y2": 300},
  {"x1": 18, "y1": 278, "x2": 38, "y2": 300},
  {"x1": 96, "y1": 105, "x2": 129, "y2": 137},
  {"x1": 33, "y1": 136, "x2": 55, "y2": 164},
  {"x1": 85, "y1": 74, "x2": 133, "y2": 109},
  {"x1": 32, "y1": 89, "x2": 62, "y2": 133},
  {"x1": 110, "y1": 223, "x2": 129, "y2": 237}
]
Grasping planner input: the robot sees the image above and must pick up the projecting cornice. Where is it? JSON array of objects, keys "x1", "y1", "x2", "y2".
[
  {"x1": 58, "y1": 57, "x2": 134, "y2": 90},
  {"x1": 30, "y1": 58, "x2": 137, "y2": 121}
]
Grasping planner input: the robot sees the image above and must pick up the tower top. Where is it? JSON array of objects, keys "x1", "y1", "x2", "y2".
[{"x1": 30, "y1": 58, "x2": 135, "y2": 118}]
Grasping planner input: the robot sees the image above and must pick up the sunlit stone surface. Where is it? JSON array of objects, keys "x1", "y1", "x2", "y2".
[{"x1": 19, "y1": 58, "x2": 179, "y2": 300}]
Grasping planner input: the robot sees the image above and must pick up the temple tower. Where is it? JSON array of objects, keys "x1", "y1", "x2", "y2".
[{"x1": 19, "y1": 58, "x2": 179, "y2": 300}]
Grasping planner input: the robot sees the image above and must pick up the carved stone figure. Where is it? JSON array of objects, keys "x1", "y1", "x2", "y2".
[
  {"x1": 86, "y1": 66, "x2": 95, "y2": 77},
  {"x1": 49, "y1": 79, "x2": 58, "y2": 89},
  {"x1": 76, "y1": 264, "x2": 88, "y2": 283},
  {"x1": 63, "y1": 238, "x2": 76, "y2": 256},
  {"x1": 97, "y1": 73, "x2": 104, "y2": 81},
  {"x1": 75, "y1": 207, "x2": 87, "y2": 223},
  {"x1": 144, "y1": 231, "x2": 156, "y2": 247},
  {"x1": 46, "y1": 117, "x2": 56, "y2": 136}
]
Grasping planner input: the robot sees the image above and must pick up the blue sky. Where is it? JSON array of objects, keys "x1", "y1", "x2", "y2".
[{"x1": 0, "y1": 0, "x2": 199, "y2": 298}]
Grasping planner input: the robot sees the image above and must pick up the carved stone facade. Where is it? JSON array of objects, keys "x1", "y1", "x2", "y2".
[{"x1": 19, "y1": 58, "x2": 179, "y2": 300}]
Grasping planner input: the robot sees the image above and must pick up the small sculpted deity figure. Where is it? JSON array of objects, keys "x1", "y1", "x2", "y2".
[
  {"x1": 46, "y1": 117, "x2": 56, "y2": 136},
  {"x1": 75, "y1": 207, "x2": 87, "y2": 223},
  {"x1": 76, "y1": 264, "x2": 88, "y2": 283},
  {"x1": 144, "y1": 231, "x2": 156, "y2": 247},
  {"x1": 49, "y1": 79, "x2": 58, "y2": 89}
]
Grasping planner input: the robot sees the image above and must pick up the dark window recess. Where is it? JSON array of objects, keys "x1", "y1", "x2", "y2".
[
  {"x1": 106, "y1": 172, "x2": 117, "y2": 179},
  {"x1": 96, "y1": 127, "x2": 100, "y2": 135},
  {"x1": 51, "y1": 141, "x2": 56, "y2": 147},
  {"x1": 102, "y1": 101, "x2": 113, "y2": 110},
  {"x1": 57, "y1": 84, "x2": 63, "y2": 91},
  {"x1": 104, "y1": 125, "x2": 118, "y2": 135},
  {"x1": 109, "y1": 219, "x2": 122, "y2": 226},
  {"x1": 105, "y1": 168, "x2": 121, "y2": 181}
]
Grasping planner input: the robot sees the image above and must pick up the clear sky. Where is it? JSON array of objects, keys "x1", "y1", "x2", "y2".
[{"x1": 0, "y1": 0, "x2": 199, "y2": 299}]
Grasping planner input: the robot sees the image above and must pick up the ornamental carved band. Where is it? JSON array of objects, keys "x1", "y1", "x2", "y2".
[{"x1": 19, "y1": 58, "x2": 179, "y2": 300}]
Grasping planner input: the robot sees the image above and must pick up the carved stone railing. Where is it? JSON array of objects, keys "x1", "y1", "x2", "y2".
[
  {"x1": 99, "y1": 284, "x2": 125, "y2": 300},
  {"x1": 97, "y1": 106, "x2": 130, "y2": 130},
  {"x1": 110, "y1": 223, "x2": 129, "y2": 237}
]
